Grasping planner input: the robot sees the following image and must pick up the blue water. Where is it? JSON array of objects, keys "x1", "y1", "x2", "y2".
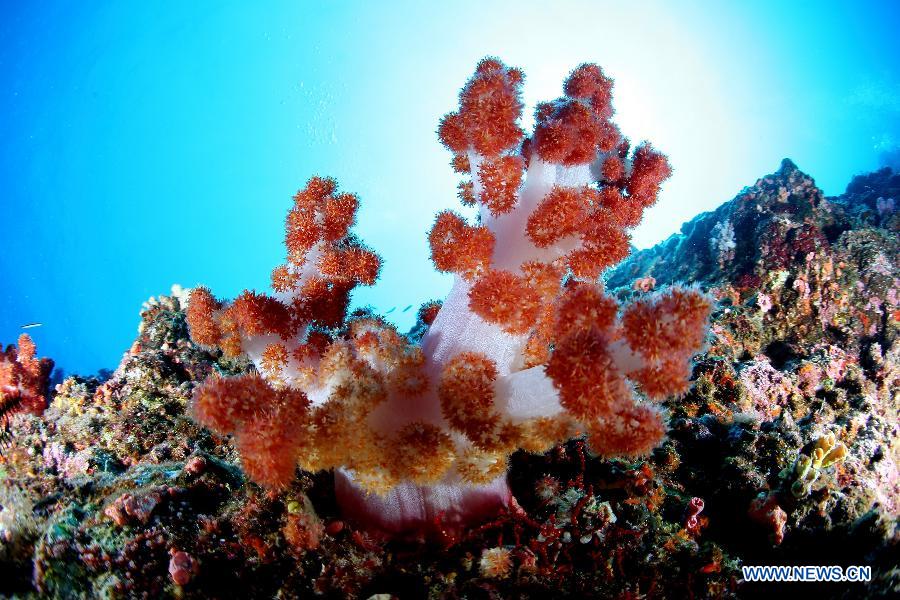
[{"x1": 2, "y1": 1, "x2": 899, "y2": 377}]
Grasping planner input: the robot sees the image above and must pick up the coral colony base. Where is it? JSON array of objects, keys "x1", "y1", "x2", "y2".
[{"x1": 184, "y1": 58, "x2": 712, "y2": 536}]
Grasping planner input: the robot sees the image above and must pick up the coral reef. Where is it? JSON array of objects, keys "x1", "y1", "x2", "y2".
[
  {"x1": 0, "y1": 83, "x2": 897, "y2": 599},
  {"x1": 184, "y1": 59, "x2": 711, "y2": 536}
]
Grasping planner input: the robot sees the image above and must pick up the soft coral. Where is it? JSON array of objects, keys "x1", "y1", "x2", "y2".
[
  {"x1": 0, "y1": 334, "x2": 54, "y2": 432},
  {"x1": 186, "y1": 59, "x2": 711, "y2": 538}
]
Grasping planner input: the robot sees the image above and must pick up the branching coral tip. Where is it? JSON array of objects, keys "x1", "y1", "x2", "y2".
[{"x1": 186, "y1": 58, "x2": 712, "y2": 537}]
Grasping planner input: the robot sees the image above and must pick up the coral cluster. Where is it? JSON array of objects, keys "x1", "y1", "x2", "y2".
[
  {"x1": 184, "y1": 59, "x2": 711, "y2": 533},
  {"x1": 0, "y1": 334, "x2": 53, "y2": 443}
]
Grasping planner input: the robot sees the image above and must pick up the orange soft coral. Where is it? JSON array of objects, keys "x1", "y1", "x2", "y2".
[
  {"x1": 185, "y1": 58, "x2": 709, "y2": 538},
  {"x1": 545, "y1": 329, "x2": 630, "y2": 420},
  {"x1": 428, "y1": 211, "x2": 494, "y2": 279},
  {"x1": 525, "y1": 186, "x2": 590, "y2": 248},
  {"x1": 476, "y1": 155, "x2": 525, "y2": 216},
  {"x1": 467, "y1": 270, "x2": 541, "y2": 335},
  {"x1": 621, "y1": 286, "x2": 712, "y2": 361},
  {"x1": 438, "y1": 352, "x2": 500, "y2": 442},
  {"x1": 587, "y1": 404, "x2": 668, "y2": 458},
  {"x1": 185, "y1": 286, "x2": 223, "y2": 346},
  {"x1": 0, "y1": 334, "x2": 54, "y2": 430}
]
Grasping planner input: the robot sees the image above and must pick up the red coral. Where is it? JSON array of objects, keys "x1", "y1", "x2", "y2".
[
  {"x1": 631, "y1": 358, "x2": 693, "y2": 400},
  {"x1": 574, "y1": 217, "x2": 631, "y2": 276},
  {"x1": 389, "y1": 422, "x2": 456, "y2": 484},
  {"x1": 428, "y1": 211, "x2": 494, "y2": 279},
  {"x1": 271, "y1": 265, "x2": 299, "y2": 293},
  {"x1": 226, "y1": 291, "x2": 294, "y2": 339},
  {"x1": 526, "y1": 186, "x2": 589, "y2": 247},
  {"x1": 192, "y1": 372, "x2": 272, "y2": 434},
  {"x1": 322, "y1": 192, "x2": 358, "y2": 241},
  {"x1": 748, "y1": 493, "x2": 788, "y2": 545},
  {"x1": 281, "y1": 177, "x2": 381, "y2": 296},
  {"x1": 626, "y1": 143, "x2": 672, "y2": 206},
  {"x1": 468, "y1": 270, "x2": 542, "y2": 334},
  {"x1": 168, "y1": 550, "x2": 199, "y2": 586},
  {"x1": 598, "y1": 187, "x2": 644, "y2": 229},
  {"x1": 451, "y1": 153, "x2": 471, "y2": 173},
  {"x1": 193, "y1": 372, "x2": 311, "y2": 488},
  {"x1": 237, "y1": 407, "x2": 305, "y2": 489},
  {"x1": 684, "y1": 497, "x2": 705, "y2": 534},
  {"x1": 438, "y1": 352, "x2": 500, "y2": 444},
  {"x1": 186, "y1": 286, "x2": 223, "y2": 346},
  {"x1": 531, "y1": 64, "x2": 619, "y2": 166},
  {"x1": 293, "y1": 277, "x2": 353, "y2": 329},
  {"x1": 546, "y1": 329, "x2": 630, "y2": 420},
  {"x1": 437, "y1": 112, "x2": 469, "y2": 154},
  {"x1": 318, "y1": 246, "x2": 381, "y2": 286},
  {"x1": 284, "y1": 512, "x2": 325, "y2": 553},
  {"x1": 439, "y1": 57, "x2": 525, "y2": 158},
  {"x1": 622, "y1": 287, "x2": 712, "y2": 361},
  {"x1": 184, "y1": 59, "x2": 708, "y2": 536},
  {"x1": 563, "y1": 63, "x2": 614, "y2": 118},
  {"x1": 416, "y1": 300, "x2": 442, "y2": 327},
  {"x1": 521, "y1": 262, "x2": 564, "y2": 300},
  {"x1": 477, "y1": 155, "x2": 524, "y2": 216},
  {"x1": 553, "y1": 283, "x2": 619, "y2": 341},
  {"x1": 587, "y1": 404, "x2": 667, "y2": 458},
  {"x1": 0, "y1": 334, "x2": 54, "y2": 427},
  {"x1": 600, "y1": 155, "x2": 625, "y2": 183},
  {"x1": 285, "y1": 176, "x2": 336, "y2": 256},
  {"x1": 457, "y1": 180, "x2": 476, "y2": 206}
]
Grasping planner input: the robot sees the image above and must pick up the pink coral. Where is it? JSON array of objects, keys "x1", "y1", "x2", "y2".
[
  {"x1": 186, "y1": 59, "x2": 711, "y2": 536},
  {"x1": 168, "y1": 550, "x2": 199, "y2": 586},
  {"x1": 684, "y1": 496, "x2": 705, "y2": 534},
  {"x1": 748, "y1": 493, "x2": 788, "y2": 545}
]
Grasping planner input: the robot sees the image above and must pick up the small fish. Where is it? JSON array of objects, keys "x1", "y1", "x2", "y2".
[
  {"x1": 384, "y1": 307, "x2": 396, "y2": 314},
  {"x1": 21, "y1": 323, "x2": 42, "y2": 329},
  {"x1": 402, "y1": 305, "x2": 413, "y2": 312}
]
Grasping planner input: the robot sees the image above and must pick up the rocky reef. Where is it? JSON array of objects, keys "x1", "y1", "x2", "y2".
[{"x1": 0, "y1": 161, "x2": 897, "y2": 598}]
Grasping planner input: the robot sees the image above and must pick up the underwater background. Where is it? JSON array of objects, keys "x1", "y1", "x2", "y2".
[
  {"x1": 1, "y1": 2, "x2": 899, "y2": 598},
  {"x1": 2, "y1": 0, "x2": 900, "y2": 377}
]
